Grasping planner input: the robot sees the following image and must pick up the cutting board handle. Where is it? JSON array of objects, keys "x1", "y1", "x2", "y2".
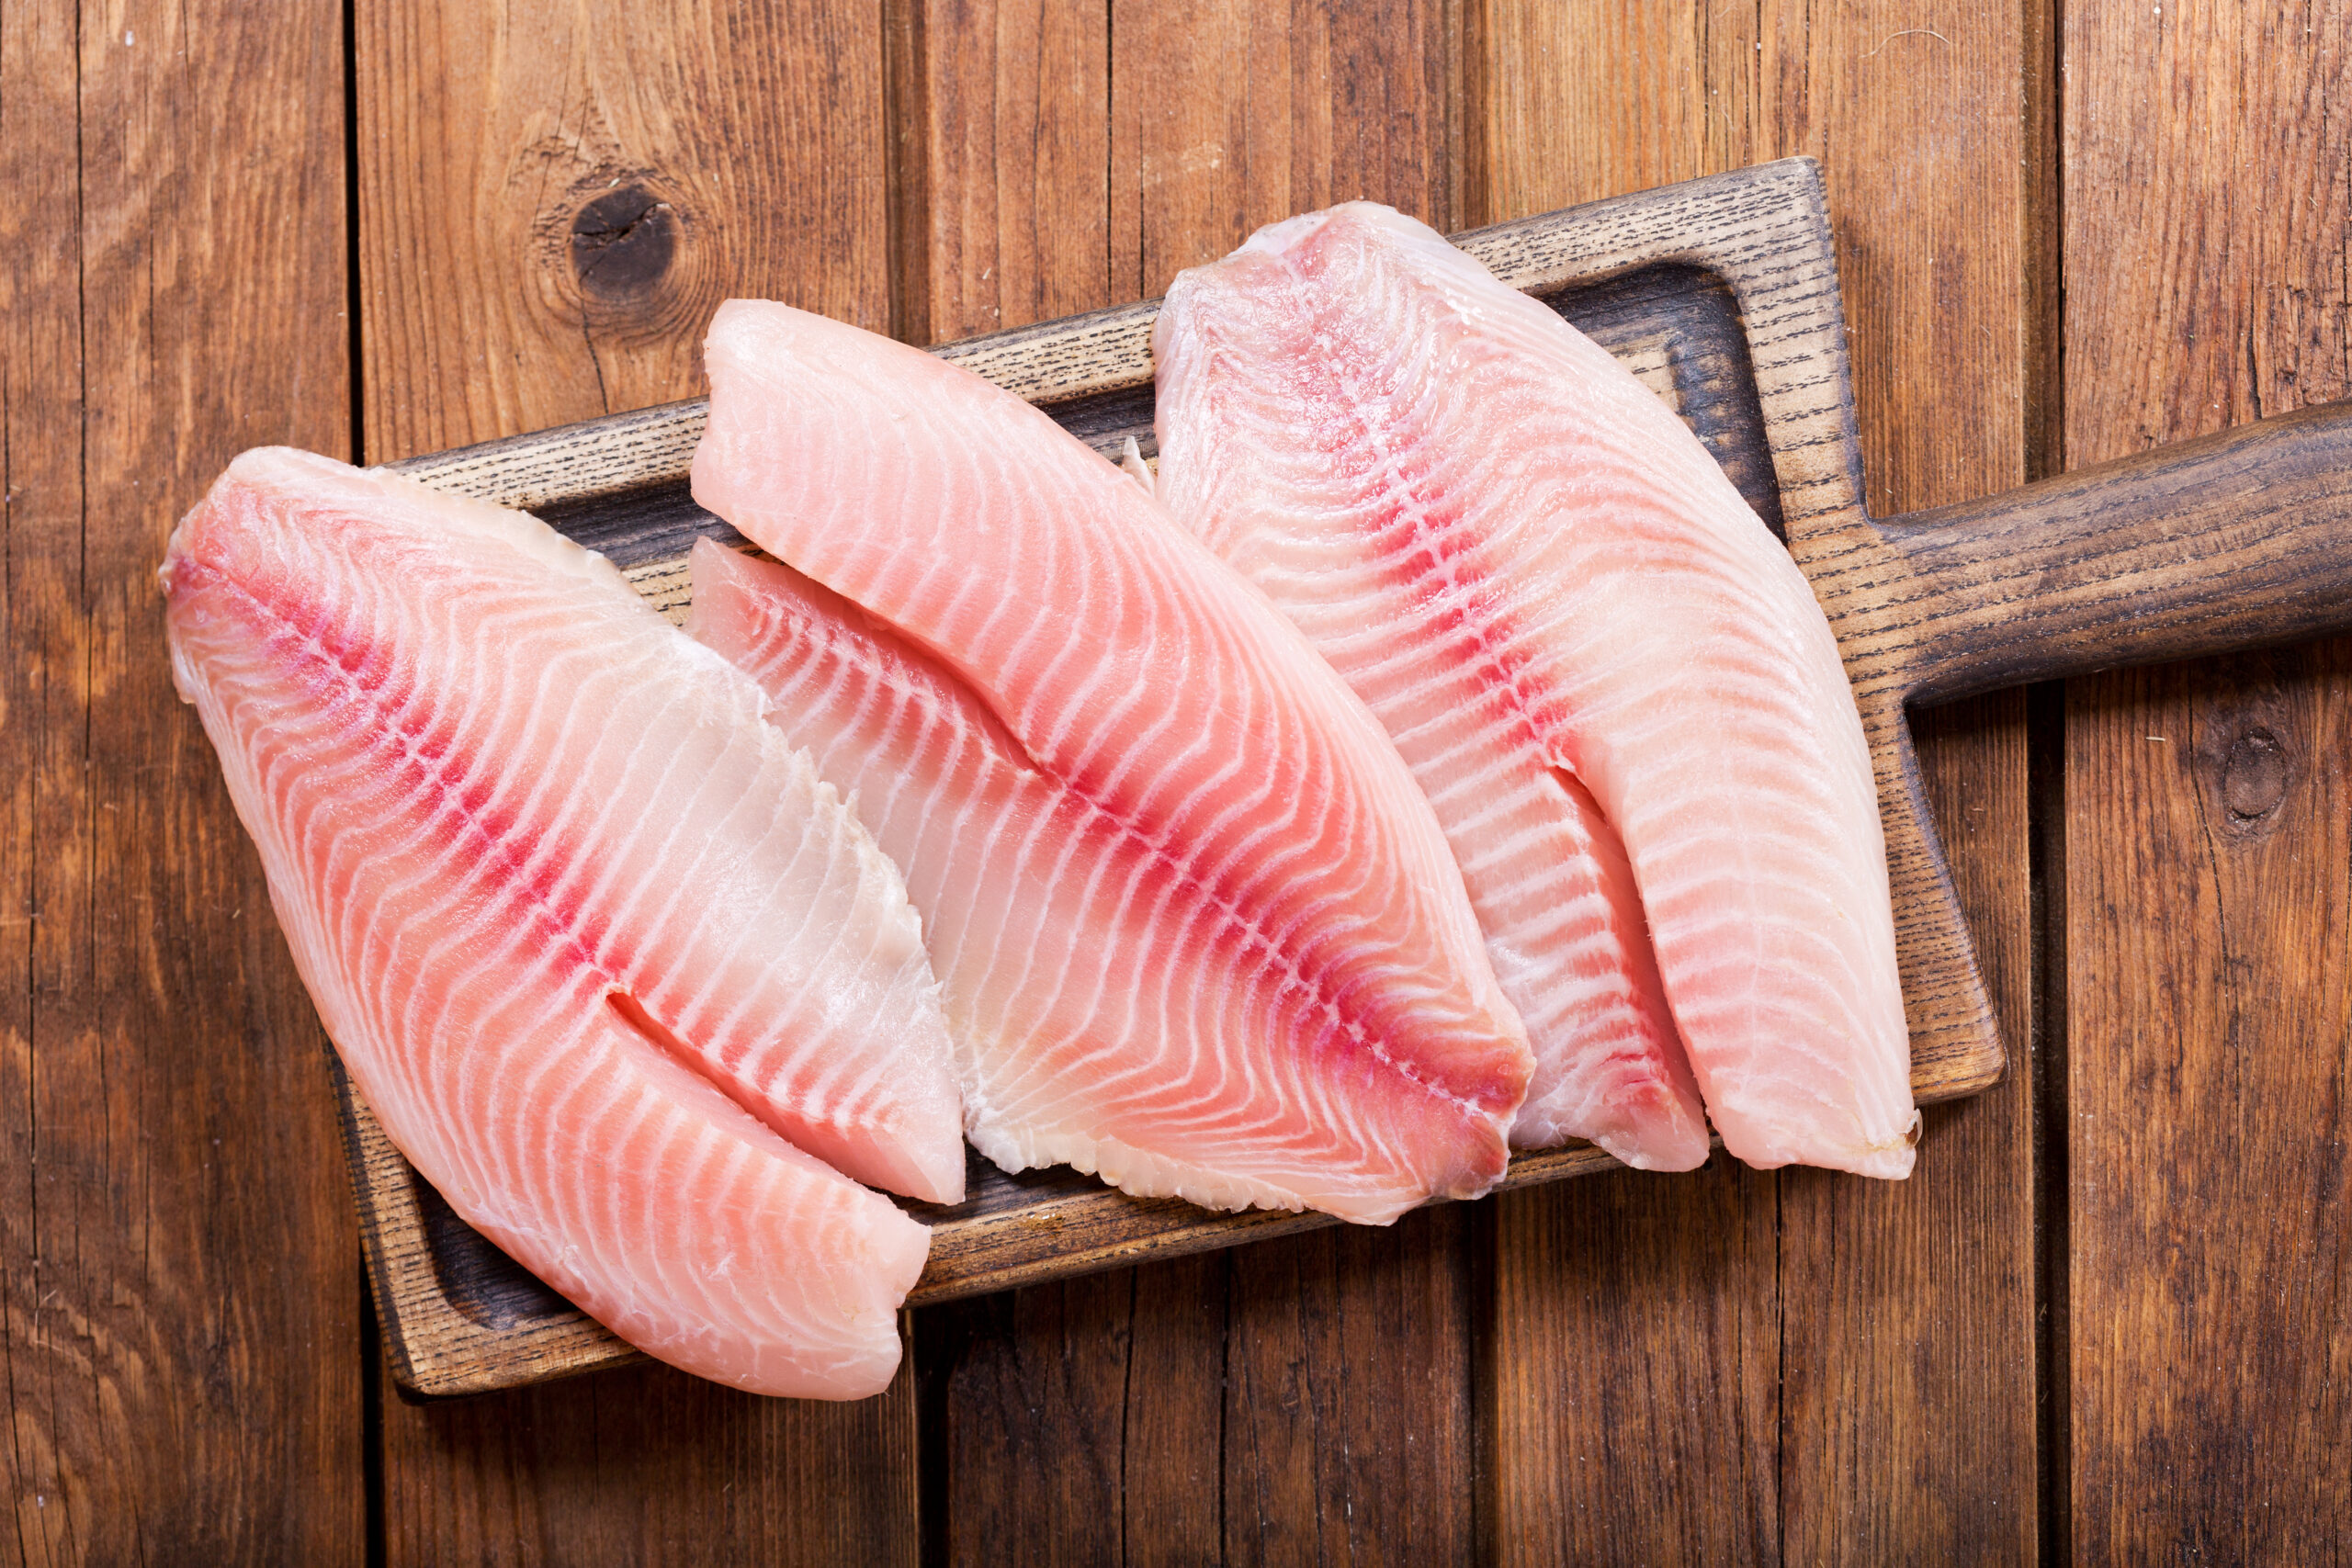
[{"x1": 1877, "y1": 400, "x2": 2352, "y2": 705}]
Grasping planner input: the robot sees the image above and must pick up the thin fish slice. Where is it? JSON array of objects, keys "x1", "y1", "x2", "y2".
[
  {"x1": 164, "y1": 448, "x2": 959, "y2": 1396},
  {"x1": 1154, "y1": 210, "x2": 1707, "y2": 1171},
  {"x1": 691, "y1": 302, "x2": 1535, "y2": 1224},
  {"x1": 1154, "y1": 204, "x2": 1914, "y2": 1178}
]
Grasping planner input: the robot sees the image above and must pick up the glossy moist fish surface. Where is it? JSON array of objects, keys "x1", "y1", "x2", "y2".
[
  {"x1": 1154, "y1": 204, "x2": 1915, "y2": 1179},
  {"x1": 163, "y1": 447, "x2": 960, "y2": 1397},
  {"x1": 691, "y1": 300, "x2": 1535, "y2": 1224}
]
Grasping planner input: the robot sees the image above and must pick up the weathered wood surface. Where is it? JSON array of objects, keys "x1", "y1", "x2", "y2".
[
  {"x1": 352, "y1": 0, "x2": 921, "y2": 1562},
  {"x1": 2062, "y1": 1, "x2": 2352, "y2": 1558},
  {"x1": 1858, "y1": 408, "x2": 2352, "y2": 704},
  {"x1": 11, "y1": 0, "x2": 2352, "y2": 1561},
  {"x1": 0, "y1": 0, "x2": 366, "y2": 1561}
]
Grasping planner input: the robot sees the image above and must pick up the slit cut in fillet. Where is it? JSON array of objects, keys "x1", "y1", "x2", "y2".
[
  {"x1": 163, "y1": 448, "x2": 961, "y2": 1397},
  {"x1": 689, "y1": 299, "x2": 1537, "y2": 1224},
  {"x1": 1152, "y1": 203, "x2": 1917, "y2": 1179}
]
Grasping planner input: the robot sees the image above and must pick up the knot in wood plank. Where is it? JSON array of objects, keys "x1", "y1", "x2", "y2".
[
  {"x1": 570, "y1": 185, "x2": 677, "y2": 301},
  {"x1": 2217, "y1": 723, "x2": 2291, "y2": 829}
]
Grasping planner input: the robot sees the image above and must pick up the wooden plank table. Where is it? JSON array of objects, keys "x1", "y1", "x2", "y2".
[{"x1": 2, "y1": 0, "x2": 2344, "y2": 1561}]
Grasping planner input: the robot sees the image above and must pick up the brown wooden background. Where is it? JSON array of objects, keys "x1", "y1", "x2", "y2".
[{"x1": 3, "y1": 0, "x2": 2346, "y2": 1561}]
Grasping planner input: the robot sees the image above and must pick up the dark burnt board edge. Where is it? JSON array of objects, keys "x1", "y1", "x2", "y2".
[{"x1": 352, "y1": 156, "x2": 2005, "y2": 1399}]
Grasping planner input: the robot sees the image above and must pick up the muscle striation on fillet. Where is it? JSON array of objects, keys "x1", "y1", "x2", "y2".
[{"x1": 164, "y1": 447, "x2": 963, "y2": 1396}]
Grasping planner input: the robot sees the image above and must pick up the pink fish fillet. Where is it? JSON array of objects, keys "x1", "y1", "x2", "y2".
[
  {"x1": 690, "y1": 300, "x2": 1536, "y2": 1224},
  {"x1": 1153, "y1": 204, "x2": 1917, "y2": 1178},
  {"x1": 163, "y1": 447, "x2": 964, "y2": 1397}
]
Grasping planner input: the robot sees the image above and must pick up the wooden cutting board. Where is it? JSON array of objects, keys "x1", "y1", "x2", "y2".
[{"x1": 343, "y1": 156, "x2": 2352, "y2": 1397}]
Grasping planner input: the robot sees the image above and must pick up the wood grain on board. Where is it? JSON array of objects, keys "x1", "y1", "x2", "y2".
[
  {"x1": 2062, "y1": 1, "x2": 2352, "y2": 1557},
  {"x1": 0, "y1": 0, "x2": 362, "y2": 1560},
  {"x1": 901, "y1": 5, "x2": 1486, "y2": 1557},
  {"x1": 1476, "y1": 2, "x2": 2041, "y2": 1559},
  {"x1": 353, "y1": 1, "x2": 919, "y2": 1561}
]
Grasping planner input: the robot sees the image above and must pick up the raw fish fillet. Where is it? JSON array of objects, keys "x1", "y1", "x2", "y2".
[
  {"x1": 691, "y1": 300, "x2": 1535, "y2": 1224},
  {"x1": 163, "y1": 447, "x2": 962, "y2": 1397},
  {"x1": 1153, "y1": 204, "x2": 1917, "y2": 1178}
]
